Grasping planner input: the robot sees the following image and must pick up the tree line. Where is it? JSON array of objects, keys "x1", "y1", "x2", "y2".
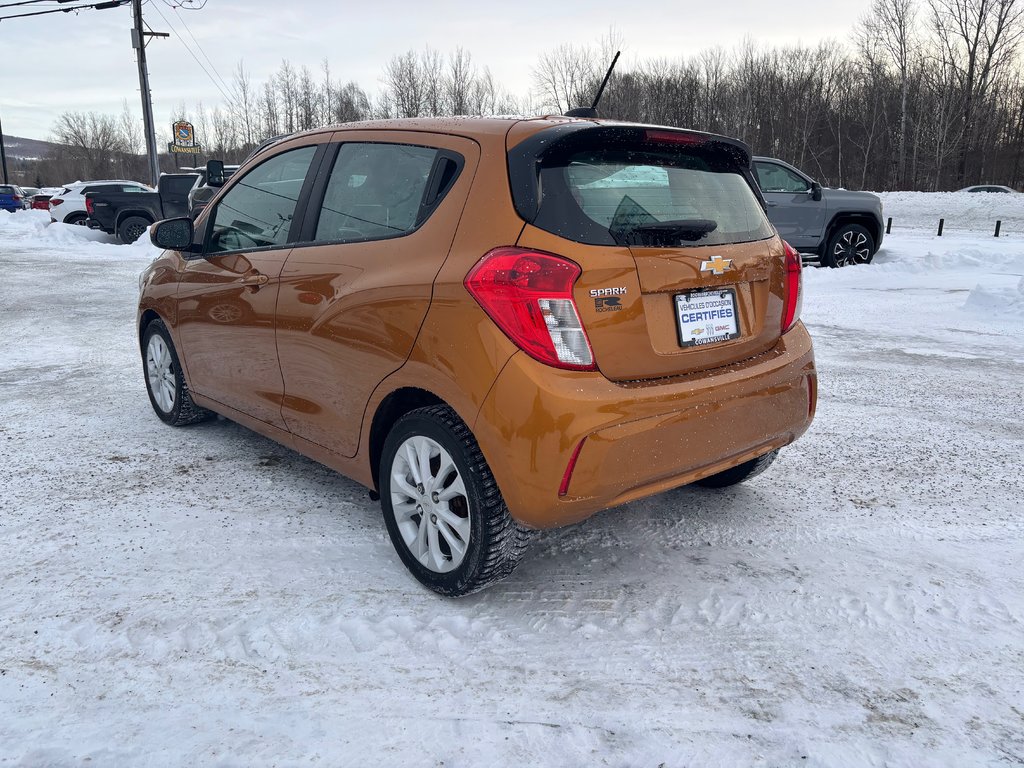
[{"x1": 16, "y1": 0, "x2": 1024, "y2": 192}]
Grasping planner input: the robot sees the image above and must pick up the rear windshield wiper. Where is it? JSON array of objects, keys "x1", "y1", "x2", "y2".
[{"x1": 612, "y1": 219, "x2": 719, "y2": 247}]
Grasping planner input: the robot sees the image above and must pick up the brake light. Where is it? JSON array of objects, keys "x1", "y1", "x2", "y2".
[
  {"x1": 12, "y1": 195, "x2": 21, "y2": 202},
  {"x1": 782, "y1": 240, "x2": 803, "y2": 332},
  {"x1": 85, "y1": 197, "x2": 94, "y2": 215},
  {"x1": 50, "y1": 198, "x2": 63, "y2": 207},
  {"x1": 465, "y1": 247, "x2": 596, "y2": 371},
  {"x1": 645, "y1": 129, "x2": 706, "y2": 146}
]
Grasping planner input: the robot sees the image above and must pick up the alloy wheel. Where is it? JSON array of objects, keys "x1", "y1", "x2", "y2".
[
  {"x1": 146, "y1": 334, "x2": 176, "y2": 413},
  {"x1": 389, "y1": 435, "x2": 471, "y2": 573},
  {"x1": 832, "y1": 229, "x2": 872, "y2": 266}
]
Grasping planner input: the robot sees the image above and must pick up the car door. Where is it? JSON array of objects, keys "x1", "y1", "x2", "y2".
[
  {"x1": 753, "y1": 160, "x2": 826, "y2": 250},
  {"x1": 174, "y1": 139, "x2": 324, "y2": 428},
  {"x1": 275, "y1": 132, "x2": 478, "y2": 457}
]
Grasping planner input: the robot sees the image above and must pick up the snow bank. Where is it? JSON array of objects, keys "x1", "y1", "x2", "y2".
[
  {"x1": 964, "y1": 277, "x2": 1024, "y2": 318},
  {"x1": 877, "y1": 190, "x2": 1024, "y2": 234},
  {"x1": 0, "y1": 208, "x2": 160, "y2": 260}
]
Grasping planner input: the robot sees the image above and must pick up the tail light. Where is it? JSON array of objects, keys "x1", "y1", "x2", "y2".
[
  {"x1": 85, "y1": 197, "x2": 94, "y2": 215},
  {"x1": 465, "y1": 247, "x2": 596, "y2": 371},
  {"x1": 645, "y1": 129, "x2": 707, "y2": 146},
  {"x1": 782, "y1": 240, "x2": 803, "y2": 333},
  {"x1": 50, "y1": 198, "x2": 63, "y2": 207},
  {"x1": 12, "y1": 195, "x2": 21, "y2": 202}
]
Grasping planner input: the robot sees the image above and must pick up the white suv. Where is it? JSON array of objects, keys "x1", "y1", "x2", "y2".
[{"x1": 48, "y1": 180, "x2": 153, "y2": 226}]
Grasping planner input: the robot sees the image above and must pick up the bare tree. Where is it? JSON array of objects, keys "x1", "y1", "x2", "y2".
[
  {"x1": 532, "y1": 43, "x2": 599, "y2": 113},
  {"x1": 930, "y1": 0, "x2": 1024, "y2": 182}
]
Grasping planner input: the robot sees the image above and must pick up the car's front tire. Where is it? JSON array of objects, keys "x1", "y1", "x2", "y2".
[
  {"x1": 694, "y1": 450, "x2": 779, "y2": 488},
  {"x1": 823, "y1": 223, "x2": 875, "y2": 268},
  {"x1": 142, "y1": 319, "x2": 214, "y2": 426},
  {"x1": 379, "y1": 405, "x2": 532, "y2": 596}
]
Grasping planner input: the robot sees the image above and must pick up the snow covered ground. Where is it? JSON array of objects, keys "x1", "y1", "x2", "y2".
[{"x1": 1, "y1": 198, "x2": 1022, "y2": 767}]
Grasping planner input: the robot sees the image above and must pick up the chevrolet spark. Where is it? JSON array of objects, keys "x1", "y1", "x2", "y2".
[{"x1": 138, "y1": 117, "x2": 816, "y2": 596}]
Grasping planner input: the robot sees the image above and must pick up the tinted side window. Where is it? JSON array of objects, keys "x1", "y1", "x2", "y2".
[
  {"x1": 754, "y1": 162, "x2": 810, "y2": 193},
  {"x1": 314, "y1": 143, "x2": 438, "y2": 243},
  {"x1": 208, "y1": 146, "x2": 316, "y2": 254}
]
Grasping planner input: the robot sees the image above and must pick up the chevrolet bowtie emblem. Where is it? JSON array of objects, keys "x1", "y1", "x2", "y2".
[{"x1": 700, "y1": 256, "x2": 734, "y2": 275}]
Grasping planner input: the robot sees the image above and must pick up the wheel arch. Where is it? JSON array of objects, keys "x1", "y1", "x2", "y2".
[
  {"x1": 116, "y1": 209, "x2": 155, "y2": 229},
  {"x1": 368, "y1": 387, "x2": 446, "y2": 491},
  {"x1": 822, "y1": 212, "x2": 882, "y2": 254},
  {"x1": 138, "y1": 309, "x2": 162, "y2": 350}
]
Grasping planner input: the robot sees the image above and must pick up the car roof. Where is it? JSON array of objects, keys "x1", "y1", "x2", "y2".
[
  {"x1": 65, "y1": 179, "x2": 151, "y2": 188},
  {"x1": 290, "y1": 115, "x2": 743, "y2": 144}
]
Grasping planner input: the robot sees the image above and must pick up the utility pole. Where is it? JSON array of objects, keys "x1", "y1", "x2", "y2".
[
  {"x1": 131, "y1": 0, "x2": 167, "y2": 187},
  {"x1": 0, "y1": 109, "x2": 8, "y2": 184}
]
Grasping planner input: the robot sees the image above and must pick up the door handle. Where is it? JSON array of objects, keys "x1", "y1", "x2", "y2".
[
  {"x1": 766, "y1": 201, "x2": 778, "y2": 207},
  {"x1": 239, "y1": 272, "x2": 268, "y2": 286}
]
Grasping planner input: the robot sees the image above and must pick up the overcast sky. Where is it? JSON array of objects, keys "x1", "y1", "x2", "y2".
[{"x1": 2, "y1": 0, "x2": 870, "y2": 141}]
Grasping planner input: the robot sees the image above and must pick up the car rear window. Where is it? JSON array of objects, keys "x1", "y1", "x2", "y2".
[
  {"x1": 514, "y1": 127, "x2": 773, "y2": 248},
  {"x1": 0, "y1": 186, "x2": 14, "y2": 195}
]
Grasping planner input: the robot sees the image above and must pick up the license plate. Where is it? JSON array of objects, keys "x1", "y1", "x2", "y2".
[{"x1": 674, "y1": 288, "x2": 740, "y2": 348}]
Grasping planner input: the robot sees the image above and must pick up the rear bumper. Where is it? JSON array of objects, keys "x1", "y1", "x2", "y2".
[{"x1": 474, "y1": 323, "x2": 816, "y2": 529}]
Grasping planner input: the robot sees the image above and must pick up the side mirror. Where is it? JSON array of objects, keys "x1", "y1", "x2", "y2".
[
  {"x1": 151, "y1": 217, "x2": 194, "y2": 251},
  {"x1": 810, "y1": 181, "x2": 823, "y2": 201},
  {"x1": 206, "y1": 159, "x2": 226, "y2": 188}
]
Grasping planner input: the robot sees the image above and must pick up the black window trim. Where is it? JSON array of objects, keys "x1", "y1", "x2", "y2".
[
  {"x1": 291, "y1": 139, "x2": 465, "y2": 251},
  {"x1": 193, "y1": 141, "x2": 330, "y2": 260},
  {"x1": 755, "y1": 160, "x2": 812, "y2": 193}
]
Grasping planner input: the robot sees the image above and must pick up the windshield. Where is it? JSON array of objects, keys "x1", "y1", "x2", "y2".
[{"x1": 533, "y1": 144, "x2": 773, "y2": 248}]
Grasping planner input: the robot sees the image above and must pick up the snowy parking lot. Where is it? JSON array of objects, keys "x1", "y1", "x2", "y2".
[{"x1": 1, "y1": 199, "x2": 1022, "y2": 766}]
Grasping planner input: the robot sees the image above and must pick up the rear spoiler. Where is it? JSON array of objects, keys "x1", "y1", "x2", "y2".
[{"x1": 508, "y1": 123, "x2": 760, "y2": 223}]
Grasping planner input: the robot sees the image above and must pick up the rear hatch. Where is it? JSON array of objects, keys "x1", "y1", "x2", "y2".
[{"x1": 508, "y1": 123, "x2": 786, "y2": 381}]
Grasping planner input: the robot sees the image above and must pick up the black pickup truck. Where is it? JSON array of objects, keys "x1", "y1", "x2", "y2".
[{"x1": 86, "y1": 173, "x2": 199, "y2": 243}]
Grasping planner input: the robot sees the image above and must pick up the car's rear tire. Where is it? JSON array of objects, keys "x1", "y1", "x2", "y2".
[
  {"x1": 119, "y1": 216, "x2": 152, "y2": 244},
  {"x1": 142, "y1": 319, "x2": 214, "y2": 427},
  {"x1": 64, "y1": 212, "x2": 88, "y2": 226},
  {"x1": 822, "y1": 223, "x2": 875, "y2": 268},
  {"x1": 379, "y1": 404, "x2": 532, "y2": 596},
  {"x1": 694, "y1": 450, "x2": 779, "y2": 488}
]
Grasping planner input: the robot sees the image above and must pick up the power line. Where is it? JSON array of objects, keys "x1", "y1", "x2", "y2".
[
  {"x1": 0, "y1": 1, "x2": 76, "y2": 9},
  {"x1": 0, "y1": 0, "x2": 127, "y2": 20},
  {"x1": 168, "y1": 1, "x2": 231, "y2": 96},
  {"x1": 145, "y1": 0, "x2": 231, "y2": 103}
]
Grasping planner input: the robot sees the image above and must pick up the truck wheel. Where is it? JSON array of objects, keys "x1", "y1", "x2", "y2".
[
  {"x1": 695, "y1": 450, "x2": 779, "y2": 488},
  {"x1": 379, "y1": 405, "x2": 532, "y2": 596},
  {"x1": 823, "y1": 223, "x2": 875, "y2": 268},
  {"x1": 119, "y1": 216, "x2": 152, "y2": 244}
]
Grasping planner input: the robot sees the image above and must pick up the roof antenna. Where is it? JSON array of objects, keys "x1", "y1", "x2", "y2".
[{"x1": 565, "y1": 50, "x2": 621, "y2": 119}]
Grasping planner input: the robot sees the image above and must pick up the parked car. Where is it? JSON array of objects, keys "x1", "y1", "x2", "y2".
[
  {"x1": 957, "y1": 185, "x2": 1016, "y2": 193},
  {"x1": 139, "y1": 118, "x2": 817, "y2": 596},
  {"x1": 48, "y1": 180, "x2": 154, "y2": 226},
  {"x1": 753, "y1": 156, "x2": 884, "y2": 268},
  {"x1": 18, "y1": 186, "x2": 39, "y2": 208},
  {"x1": 0, "y1": 184, "x2": 26, "y2": 212},
  {"x1": 185, "y1": 162, "x2": 240, "y2": 219},
  {"x1": 31, "y1": 187, "x2": 61, "y2": 211},
  {"x1": 87, "y1": 173, "x2": 199, "y2": 242}
]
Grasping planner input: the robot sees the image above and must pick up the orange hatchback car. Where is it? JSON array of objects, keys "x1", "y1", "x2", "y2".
[{"x1": 138, "y1": 117, "x2": 816, "y2": 595}]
